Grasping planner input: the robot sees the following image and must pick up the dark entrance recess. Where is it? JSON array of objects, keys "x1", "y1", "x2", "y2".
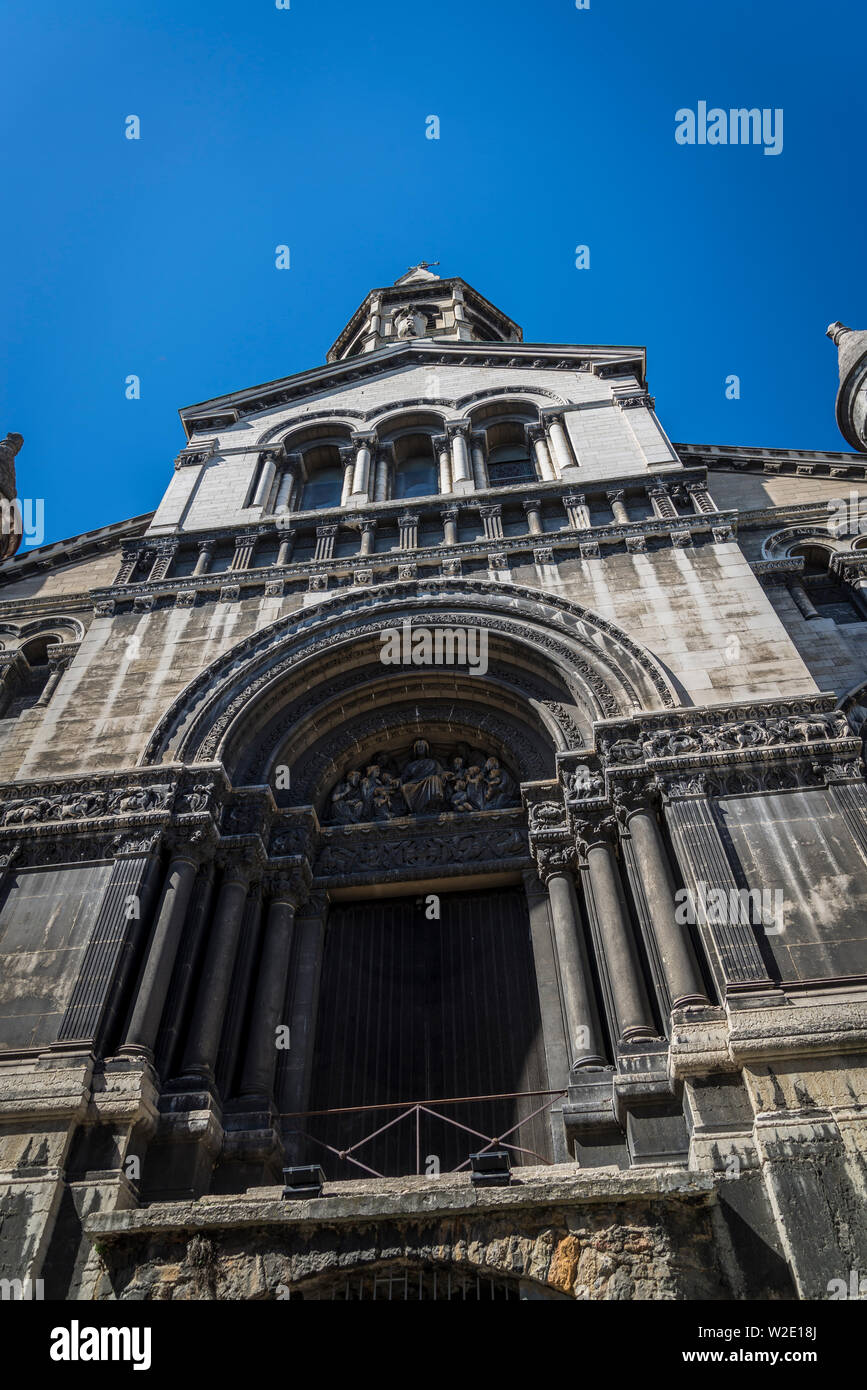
[{"x1": 304, "y1": 885, "x2": 551, "y2": 1178}]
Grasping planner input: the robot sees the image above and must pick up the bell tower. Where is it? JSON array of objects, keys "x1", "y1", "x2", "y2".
[{"x1": 326, "y1": 264, "x2": 523, "y2": 362}]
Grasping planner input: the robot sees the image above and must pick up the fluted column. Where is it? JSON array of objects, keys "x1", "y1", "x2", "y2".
[
  {"x1": 179, "y1": 852, "x2": 257, "y2": 1084},
  {"x1": 148, "y1": 541, "x2": 178, "y2": 582},
  {"x1": 535, "y1": 845, "x2": 607, "y2": 1069},
  {"x1": 231, "y1": 532, "x2": 257, "y2": 570},
  {"x1": 121, "y1": 836, "x2": 212, "y2": 1056},
  {"x1": 546, "y1": 414, "x2": 575, "y2": 475},
  {"x1": 237, "y1": 872, "x2": 308, "y2": 1103},
  {"x1": 116, "y1": 547, "x2": 141, "y2": 584},
  {"x1": 314, "y1": 524, "x2": 337, "y2": 562},
  {"x1": 480, "y1": 505, "x2": 503, "y2": 540},
  {"x1": 563, "y1": 493, "x2": 590, "y2": 530},
  {"x1": 685, "y1": 480, "x2": 716, "y2": 515},
  {"x1": 648, "y1": 484, "x2": 678, "y2": 520},
  {"x1": 398, "y1": 512, "x2": 418, "y2": 549},
  {"x1": 616, "y1": 789, "x2": 709, "y2": 1011},
  {"x1": 575, "y1": 814, "x2": 657, "y2": 1045},
  {"x1": 529, "y1": 425, "x2": 556, "y2": 481}
]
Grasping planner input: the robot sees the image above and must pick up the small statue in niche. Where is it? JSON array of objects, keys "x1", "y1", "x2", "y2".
[{"x1": 393, "y1": 307, "x2": 427, "y2": 340}]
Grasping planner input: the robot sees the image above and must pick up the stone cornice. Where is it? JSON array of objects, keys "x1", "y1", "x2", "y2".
[
  {"x1": 675, "y1": 441, "x2": 867, "y2": 480},
  {"x1": 179, "y1": 340, "x2": 648, "y2": 438}
]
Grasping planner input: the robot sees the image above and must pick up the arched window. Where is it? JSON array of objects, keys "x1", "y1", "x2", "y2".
[
  {"x1": 301, "y1": 465, "x2": 343, "y2": 511},
  {"x1": 788, "y1": 544, "x2": 865, "y2": 624},
  {"x1": 392, "y1": 433, "x2": 438, "y2": 500},
  {"x1": 484, "y1": 422, "x2": 536, "y2": 485}
]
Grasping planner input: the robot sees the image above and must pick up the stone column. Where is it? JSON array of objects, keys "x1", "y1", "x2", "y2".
[
  {"x1": 351, "y1": 435, "x2": 375, "y2": 498},
  {"x1": 616, "y1": 788, "x2": 710, "y2": 1012},
  {"x1": 480, "y1": 505, "x2": 503, "y2": 540},
  {"x1": 470, "y1": 435, "x2": 488, "y2": 489},
  {"x1": 237, "y1": 872, "x2": 308, "y2": 1103},
  {"x1": 179, "y1": 851, "x2": 258, "y2": 1084},
  {"x1": 607, "y1": 490, "x2": 630, "y2": 526},
  {"x1": 276, "y1": 529, "x2": 295, "y2": 566},
  {"x1": 523, "y1": 499, "x2": 543, "y2": 536},
  {"x1": 373, "y1": 452, "x2": 390, "y2": 502},
  {"x1": 36, "y1": 645, "x2": 77, "y2": 708},
  {"x1": 441, "y1": 505, "x2": 459, "y2": 545},
  {"x1": 314, "y1": 524, "x2": 338, "y2": 562},
  {"x1": 685, "y1": 480, "x2": 716, "y2": 515},
  {"x1": 116, "y1": 548, "x2": 141, "y2": 584},
  {"x1": 435, "y1": 435, "x2": 453, "y2": 494},
  {"x1": 193, "y1": 541, "x2": 214, "y2": 576},
  {"x1": 148, "y1": 542, "x2": 178, "y2": 582},
  {"x1": 563, "y1": 493, "x2": 590, "y2": 530},
  {"x1": 121, "y1": 835, "x2": 213, "y2": 1057},
  {"x1": 535, "y1": 845, "x2": 607, "y2": 1070},
  {"x1": 447, "y1": 424, "x2": 473, "y2": 489},
  {"x1": 359, "y1": 518, "x2": 377, "y2": 556},
  {"x1": 280, "y1": 894, "x2": 329, "y2": 1164},
  {"x1": 648, "y1": 484, "x2": 678, "y2": 520},
  {"x1": 340, "y1": 451, "x2": 355, "y2": 506},
  {"x1": 574, "y1": 814, "x2": 658, "y2": 1045},
  {"x1": 787, "y1": 577, "x2": 821, "y2": 620},
  {"x1": 231, "y1": 532, "x2": 257, "y2": 571},
  {"x1": 529, "y1": 425, "x2": 556, "y2": 481},
  {"x1": 398, "y1": 512, "x2": 419, "y2": 549},
  {"x1": 546, "y1": 414, "x2": 575, "y2": 476}
]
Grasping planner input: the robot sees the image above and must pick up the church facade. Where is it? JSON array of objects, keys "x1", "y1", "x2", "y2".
[{"x1": 1, "y1": 267, "x2": 867, "y2": 1300}]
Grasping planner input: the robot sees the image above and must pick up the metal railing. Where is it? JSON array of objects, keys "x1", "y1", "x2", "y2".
[{"x1": 280, "y1": 1087, "x2": 567, "y2": 1180}]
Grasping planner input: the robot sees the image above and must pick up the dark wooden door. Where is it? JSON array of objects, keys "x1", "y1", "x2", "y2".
[{"x1": 307, "y1": 885, "x2": 551, "y2": 1177}]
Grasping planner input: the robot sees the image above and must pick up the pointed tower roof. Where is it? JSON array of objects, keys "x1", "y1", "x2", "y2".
[{"x1": 327, "y1": 268, "x2": 522, "y2": 363}]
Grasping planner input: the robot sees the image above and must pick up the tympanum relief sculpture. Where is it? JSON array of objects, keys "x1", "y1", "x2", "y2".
[{"x1": 324, "y1": 739, "x2": 519, "y2": 823}]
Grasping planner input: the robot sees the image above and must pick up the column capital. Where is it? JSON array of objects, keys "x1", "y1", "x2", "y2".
[
  {"x1": 315, "y1": 523, "x2": 339, "y2": 537},
  {"x1": 572, "y1": 811, "x2": 619, "y2": 858},
  {"x1": 445, "y1": 420, "x2": 471, "y2": 438},
  {"x1": 350, "y1": 431, "x2": 377, "y2": 449},
  {"x1": 265, "y1": 863, "x2": 312, "y2": 908},
  {"x1": 440, "y1": 504, "x2": 460, "y2": 521}
]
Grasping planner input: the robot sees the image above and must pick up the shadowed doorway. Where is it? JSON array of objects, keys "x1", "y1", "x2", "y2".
[{"x1": 305, "y1": 885, "x2": 552, "y2": 1178}]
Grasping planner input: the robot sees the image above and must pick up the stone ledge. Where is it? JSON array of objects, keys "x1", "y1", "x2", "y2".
[{"x1": 84, "y1": 1164, "x2": 715, "y2": 1241}]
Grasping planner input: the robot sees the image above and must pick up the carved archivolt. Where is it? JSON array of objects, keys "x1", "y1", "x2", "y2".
[{"x1": 142, "y1": 579, "x2": 677, "y2": 768}]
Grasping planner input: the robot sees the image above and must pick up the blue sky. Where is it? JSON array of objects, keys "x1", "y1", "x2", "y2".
[{"x1": 1, "y1": 0, "x2": 865, "y2": 546}]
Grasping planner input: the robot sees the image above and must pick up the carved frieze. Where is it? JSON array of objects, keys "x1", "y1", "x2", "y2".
[{"x1": 323, "y1": 739, "x2": 520, "y2": 824}]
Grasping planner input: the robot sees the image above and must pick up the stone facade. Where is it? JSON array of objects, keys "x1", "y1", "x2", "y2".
[{"x1": 1, "y1": 267, "x2": 866, "y2": 1301}]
